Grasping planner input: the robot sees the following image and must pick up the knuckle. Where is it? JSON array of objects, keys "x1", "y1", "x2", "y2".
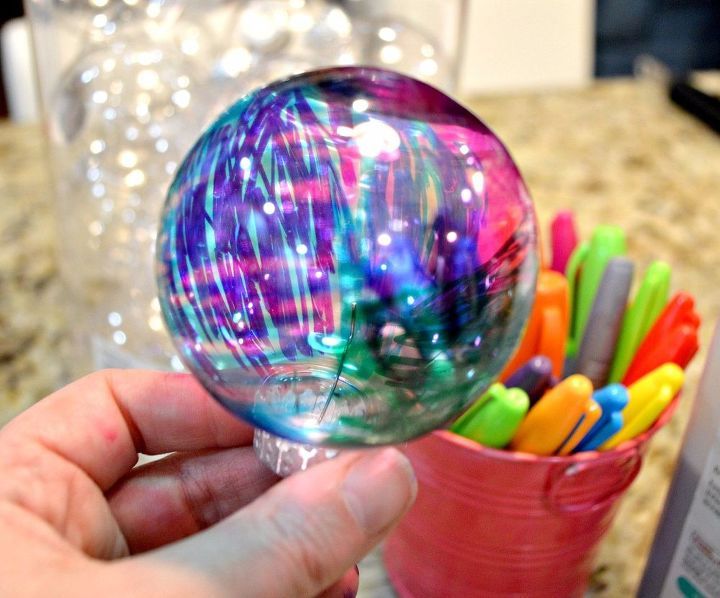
[{"x1": 177, "y1": 458, "x2": 222, "y2": 531}]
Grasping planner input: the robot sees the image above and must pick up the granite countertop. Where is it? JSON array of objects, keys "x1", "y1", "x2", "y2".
[{"x1": 2, "y1": 75, "x2": 720, "y2": 596}]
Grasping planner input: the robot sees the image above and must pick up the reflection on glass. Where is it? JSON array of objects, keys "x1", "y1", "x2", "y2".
[{"x1": 157, "y1": 67, "x2": 538, "y2": 446}]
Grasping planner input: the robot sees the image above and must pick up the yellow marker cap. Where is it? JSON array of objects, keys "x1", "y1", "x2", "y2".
[
  {"x1": 602, "y1": 384, "x2": 675, "y2": 450},
  {"x1": 624, "y1": 363, "x2": 684, "y2": 424}
]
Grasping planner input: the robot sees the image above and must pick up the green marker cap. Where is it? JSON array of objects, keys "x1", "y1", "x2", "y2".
[
  {"x1": 451, "y1": 383, "x2": 530, "y2": 448},
  {"x1": 608, "y1": 260, "x2": 671, "y2": 382}
]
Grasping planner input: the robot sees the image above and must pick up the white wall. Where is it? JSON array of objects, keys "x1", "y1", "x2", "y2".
[{"x1": 459, "y1": 0, "x2": 596, "y2": 94}]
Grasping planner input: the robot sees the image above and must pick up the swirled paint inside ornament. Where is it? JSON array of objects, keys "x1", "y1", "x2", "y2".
[{"x1": 157, "y1": 66, "x2": 538, "y2": 445}]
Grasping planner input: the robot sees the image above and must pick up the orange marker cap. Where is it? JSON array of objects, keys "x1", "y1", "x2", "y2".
[
  {"x1": 510, "y1": 374, "x2": 593, "y2": 455},
  {"x1": 501, "y1": 270, "x2": 569, "y2": 380},
  {"x1": 556, "y1": 397, "x2": 602, "y2": 455}
]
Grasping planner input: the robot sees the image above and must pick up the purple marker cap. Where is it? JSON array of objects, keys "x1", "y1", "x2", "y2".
[{"x1": 504, "y1": 355, "x2": 553, "y2": 405}]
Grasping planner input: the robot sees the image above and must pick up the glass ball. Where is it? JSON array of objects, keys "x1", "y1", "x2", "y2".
[
  {"x1": 48, "y1": 0, "x2": 182, "y2": 40},
  {"x1": 232, "y1": 0, "x2": 293, "y2": 53},
  {"x1": 49, "y1": 38, "x2": 204, "y2": 280},
  {"x1": 157, "y1": 67, "x2": 538, "y2": 446},
  {"x1": 360, "y1": 18, "x2": 451, "y2": 90},
  {"x1": 47, "y1": 38, "x2": 202, "y2": 372},
  {"x1": 216, "y1": 1, "x2": 357, "y2": 89},
  {"x1": 282, "y1": 1, "x2": 355, "y2": 62},
  {"x1": 230, "y1": 0, "x2": 354, "y2": 57}
]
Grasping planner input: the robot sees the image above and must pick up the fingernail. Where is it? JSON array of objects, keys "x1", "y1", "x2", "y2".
[{"x1": 342, "y1": 448, "x2": 417, "y2": 534}]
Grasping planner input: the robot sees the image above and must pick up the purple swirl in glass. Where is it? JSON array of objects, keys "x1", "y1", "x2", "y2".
[{"x1": 157, "y1": 67, "x2": 538, "y2": 445}]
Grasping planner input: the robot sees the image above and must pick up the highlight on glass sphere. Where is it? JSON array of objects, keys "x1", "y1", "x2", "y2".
[{"x1": 157, "y1": 66, "x2": 538, "y2": 446}]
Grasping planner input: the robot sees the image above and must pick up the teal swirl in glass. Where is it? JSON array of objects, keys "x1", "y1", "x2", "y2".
[{"x1": 157, "y1": 66, "x2": 538, "y2": 445}]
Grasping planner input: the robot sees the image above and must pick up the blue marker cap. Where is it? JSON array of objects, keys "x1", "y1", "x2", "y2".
[
  {"x1": 575, "y1": 411, "x2": 624, "y2": 452},
  {"x1": 593, "y1": 383, "x2": 629, "y2": 413},
  {"x1": 574, "y1": 384, "x2": 629, "y2": 452}
]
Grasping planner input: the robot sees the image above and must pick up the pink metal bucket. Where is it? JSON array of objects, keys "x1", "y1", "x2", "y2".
[{"x1": 383, "y1": 398, "x2": 679, "y2": 597}]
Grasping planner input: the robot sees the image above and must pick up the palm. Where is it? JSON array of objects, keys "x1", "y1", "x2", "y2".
[
  {"x1": 0, "y1": 371, "x2": 276, "y2": 586},
  {"x1": 0, "y1": 370, "x2": 410, "y2": 597}
]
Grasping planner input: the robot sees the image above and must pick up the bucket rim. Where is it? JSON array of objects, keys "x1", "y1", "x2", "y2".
[{"x1": 422, "y1": 392, "x2": 681, "y2": 464}]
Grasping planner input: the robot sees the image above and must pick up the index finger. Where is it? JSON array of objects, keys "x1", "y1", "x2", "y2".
[{"x1": 0, "y1": 370, "x2": 254, "y2": 490}]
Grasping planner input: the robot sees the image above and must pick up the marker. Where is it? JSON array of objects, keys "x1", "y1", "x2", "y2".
[
  {"x1": 601, "y1": 384, "x2": 676, "y2": 449},
  {"x1": 576, "y1": 258, "x2": 634, "y2": 388},
  {"x1": 578, "y1": 411, "x2": 623, "y2": 452},
  {"x1": 535, "y1": 274, "x2": 569, "y2": 378},
  {"x1": 647, "y1": 291, "x2": 699, "y2": 334},
  {"x1": 451, "y1": 387, "x2": 493, "y2": 432},
  {"x1": 564, "y1": 240, "x2": 589, "y2": 360},
  {"x1": 622, "y1": 362, "x2": 684, "y2": 425},
  {"x1": 510, "y1": 374, "x2": 594, "y2": 455},
  {"x1": 451, "y1": 383, "x2": 530, "y2": 448},
  {"x1": 500, "y1": 270, "x2": 569, "y2": 380},
  {"x1": 623, "y1": 292, "x2": 700, "y2": 385},
  {"x1": 608, "y1": 261, "x2": 672, "y2": 382},
  {"x1": 555, "y1": 397, "x2": 601, "y2": 455},
  {"x1": 574, "y1": 384, "x2": 629, "y2": 452},
  {"x1": 565, "y1": 240, "x2": 589, "y2": 333},
  {"x1": 623, "y1": 324, "x2": 698, "y2": 386},
  {"x1": 550, "y1": 211, "x2": 578, "y2": 274},
  {"x1": 566, "y1": 226, "x2": 627, "y2": 358},
  {"x1": 504, "y1": 355, "x2": 554, "y2": 405}
]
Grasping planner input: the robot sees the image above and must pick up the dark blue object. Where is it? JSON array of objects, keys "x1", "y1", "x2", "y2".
[
  {"x1": 504, "y1": 355, "x2": 553, "y2": 406},
  {"x1": 596, "y1": 0, "x2": 720, "y2": 76}
]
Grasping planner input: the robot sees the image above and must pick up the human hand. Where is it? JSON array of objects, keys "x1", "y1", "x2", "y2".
[{"x1": 0, "y1": 370, "x2": 416, "y2": 597}]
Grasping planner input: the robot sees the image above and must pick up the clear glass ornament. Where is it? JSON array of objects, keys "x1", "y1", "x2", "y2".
[
  {"x1": 44, "y1": 0, "x2": 183, "y2": 41},
  {"x1": 157, "y1": 67, "x2": 538, "y2": 469},
  {"x1": 282, "y1": 0, "x2": 356, "y2": 62},
  {"x1": 50, "y1": 36, "x2": 205, "y2": 371},
  {"x1": 217, "y1": 0, "x2": 357, "y2": 84}
]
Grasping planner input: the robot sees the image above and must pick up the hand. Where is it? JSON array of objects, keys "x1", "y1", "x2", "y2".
[{"x1": 0, "y1": 370, "x2": 416, "y2": 597}]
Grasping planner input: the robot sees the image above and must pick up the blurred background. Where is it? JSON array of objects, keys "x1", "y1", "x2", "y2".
[
  {"x1": 3, "y1": 0, "x2": 720, "y2": 120},
  {"x1": 2, "y1": 4, "x2": 720, "y2": 595},
  {"x1": 1, "y1": 0, "x2": 719, "y2": 376}
]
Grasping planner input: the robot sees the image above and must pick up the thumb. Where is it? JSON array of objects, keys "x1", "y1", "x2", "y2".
[{"x1": 127, "y1": 448, "x2": 416, "y2": 597}]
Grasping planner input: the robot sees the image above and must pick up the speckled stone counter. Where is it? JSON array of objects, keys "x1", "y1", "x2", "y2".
[
  {"x1": 2, "y1": 75, "x2": 720, "y2": 597},
  {"x1": 0, "y1": 122, "x2": 68, "y2": 424}
]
